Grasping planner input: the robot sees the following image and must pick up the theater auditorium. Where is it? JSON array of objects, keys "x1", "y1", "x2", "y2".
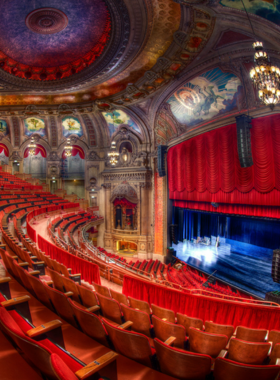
[{"x1": 2, "y1": 1, "x2": 280, "y2": 379}]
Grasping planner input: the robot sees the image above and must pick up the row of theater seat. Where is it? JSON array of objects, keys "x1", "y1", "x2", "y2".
[{"x1": 1, "y1": 252, "x2": 280, "y2": 380}]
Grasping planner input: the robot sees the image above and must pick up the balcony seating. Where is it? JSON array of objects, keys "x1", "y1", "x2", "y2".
[
  {"x1": 213, "y1": 357, "x2": 280, "y2": 380},
  {"x1": 154, "y1": 337, "x2": 212, "y2": 380},
  {"x1": 226, "y1": 338, "x2": 272, "y2": 365},
  {"x1": 96, "y1": 292, "x2": 124, "y2": 325},
  {"x1": 188, "y1": 327, "x2": 228, "y2": 358},
  {"x1": 76, "y1": 284, "x2": 99, "y2": 308},
  {"x1": 151, "y1": 303, "x2": 176, "y2": 323},
  {"x1": 128, "y1": 296, "x2": 151, "y2": 315},
  {"x1": 152, "y1": 315, "x2": 187, "y2": 349},
  {"x1": 177, "y1": 313, "x2": 204, "y2": 336},
  {"x1": 110, "y1": 288, "x2": 129, "y2": 306},
  {"x1": 205, "y1": 321, "x2": 234, "y2": 339},
  {"x1": 93, "y1": 282, "x2": 111, "y2": 298},
  {"x1": 102, "y1": 318, "x2": 157, "y2": 369},
  {"x1": 235, "y1": 326, "x2": 268, "y2": 342},
  {"x1": 121, "y1": 303, "x2": 153, "y2": 338}
]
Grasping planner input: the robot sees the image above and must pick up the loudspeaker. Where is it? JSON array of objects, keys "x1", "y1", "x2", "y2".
[
  {"x1": 157, "y1": 145, "x2": 168, "y2": 177},
  {"x1": 165, "y1": 247, "x2": 177, "y2": 265},
  {"x1": 170, "y1": 224, "x2": 178, "y2": 244},
  {"x1": 236, "y1": 114, "x2": 253, "y2": 168},
  {"x1": 272, "y1": 249, "x2": 280, "y2": 283}
]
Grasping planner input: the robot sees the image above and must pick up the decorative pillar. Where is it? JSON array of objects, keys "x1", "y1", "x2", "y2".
[{"x1": 103, "y1": 183, "x2": 113, "y2": 250}]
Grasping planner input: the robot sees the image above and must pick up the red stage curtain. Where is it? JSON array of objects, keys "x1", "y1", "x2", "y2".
[
  {"x1": 0, "y1": 143, "x2": 9, "y2": 157},
  {"x1": 168, "y1": 114, "x2": 280, "y2": 206},
  {"x1": 62, "y1": 145, "x2": 85, "y2": 159},
  {"x1": 122, "y1": 276, "x2": 280, "y2": 330},
  {"x1": 173, "y1": 200, "x2": 280, "y2": 219},
  {"x1": 24, "y1": 144, "x2": 46, "y2": 158},
  {"x1": 113, "y1": 198, "x2": 137, "y2": 208}
]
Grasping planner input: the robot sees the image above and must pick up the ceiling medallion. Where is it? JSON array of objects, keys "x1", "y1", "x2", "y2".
[{"x1": 25, "y1": 8, "x2": 68, "y2": 35}]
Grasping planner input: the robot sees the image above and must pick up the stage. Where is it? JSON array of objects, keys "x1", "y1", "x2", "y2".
[{"x1": 172, "y1": 238, "x2": 280, "y2": 299}]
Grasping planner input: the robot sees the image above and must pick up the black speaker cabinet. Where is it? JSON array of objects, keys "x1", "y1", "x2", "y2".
[
  {"x1": 170, "y1": 224, "x2": 178, "y2": 245},
  {"x1": 236, "y1": 114, "x2": 254, "y2": 168},
  {"x1": 157, "y1": 145, "x2": 168, "y2": 177},
  {"x1": 272, "y1": 249, "x2": 280, "y2": 283}
]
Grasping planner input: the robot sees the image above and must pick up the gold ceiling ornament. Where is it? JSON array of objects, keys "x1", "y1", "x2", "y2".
[
  {"x1": 28, "y1": 136, "x2": 37, "y2": 156},
  {"x1": 250, "y1": 41, "x2": 280, "y2": 110},
  {"x1": 64, "y1": 138, "x2": 73, "y2": 157},
  {"x1": 108, "y1": 141, "x2": 119, "y2": 166}
]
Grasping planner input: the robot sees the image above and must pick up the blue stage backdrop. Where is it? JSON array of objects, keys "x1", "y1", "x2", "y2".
[{"x1": 174, "y1": 207, "x2": 280, "y2": 250}]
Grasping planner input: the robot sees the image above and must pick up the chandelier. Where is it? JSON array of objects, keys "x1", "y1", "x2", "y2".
[
  {"x1": 108, "y1": 141, "x2": 119, "y2": 166},
  {"x1": 28, "y1": 137, "x2": 36, "y2": 156},
  {"x1": 250, "y1": 41, "x2": 280, "y2": 109},
  {"x1": 64, "y1": 138, "x2": 73, "y2": 157}
]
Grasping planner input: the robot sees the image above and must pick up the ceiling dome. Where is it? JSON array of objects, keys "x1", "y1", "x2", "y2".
[{"x1": 111, "y1": 181, "x2": 138, "y2": 204}]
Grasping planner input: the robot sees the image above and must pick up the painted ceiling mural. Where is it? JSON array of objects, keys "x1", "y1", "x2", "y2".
[
  {"x1": 220, "y1": 0, "x2": 280, "y2": 26},
  {"x1": 167, "y1": 68, "x2": 243, "y2": 127},
  {"x1": 0, "y1": 120, "x2": 9, "y2": 136},
  {"x1": 24, "y1": 117, "x2": 46, "y2": 137},
  {"x1": 62, "y1": 116, "x2": 83, "y2": 137},
  {"x1": 102, "y1": 110, "x2": 141, "y2": 136}
]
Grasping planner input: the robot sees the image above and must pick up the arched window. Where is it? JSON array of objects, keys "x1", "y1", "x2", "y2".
[{"x1": 23, "y1": 144, "x2": 46, "y2": 178}]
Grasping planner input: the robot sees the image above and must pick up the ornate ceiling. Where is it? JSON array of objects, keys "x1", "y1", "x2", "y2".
[{"x1": 0, "y1": 0, "x2": 280, "y2": 150}]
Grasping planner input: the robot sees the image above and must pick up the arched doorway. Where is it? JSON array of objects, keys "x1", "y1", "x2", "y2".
[
  {"x1": 62, "y1": 145, "x2": 85, "y2": 198},
  {"x1": 0, "y1": 144, "x2": 9, "y2": 166}
]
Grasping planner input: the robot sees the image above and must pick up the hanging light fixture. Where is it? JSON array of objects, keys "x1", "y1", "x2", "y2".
[
  {"x1": 64, "y1": 138, "x2": 73, "y2": 157},
  {"x1": 240, "y1": 0, "x2": 280, "y2": 109},
  {"x1": 28, "y1": 136, "x2": 36, "y2": 156},
  {"x1": 108, "y1": 141, "x2": 119, "y2": 166},
  {"x1": 250, "y1": 42, "x2": 280, "y2": 109}
]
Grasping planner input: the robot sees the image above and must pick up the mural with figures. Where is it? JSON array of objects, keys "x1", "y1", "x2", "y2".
[
  {"x1": 220, "y1": 0, "x2": 280, "y2": 26},
  {"x1": 102, "y1": 110, "x2": 141, "y2": 136},
  {"x1": 0, "y1": 120, "x2": 8, "y2": 135},
  {"x1": 24, "y1": 117, "x2": 46, "y2": 137},
  {"x1": 62, "y1": 117, "x2": 83, "y2": 137},
  {"x1": 167, "y1": 68, "x2": 242, "y2": 127}
]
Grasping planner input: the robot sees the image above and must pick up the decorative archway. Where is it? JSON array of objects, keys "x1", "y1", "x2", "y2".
[
  {"x1": 23, "y1": 144, "x2": 46, "y2": 178},
  {"x1": 0, "y1": 143, "x2": 9, "y2": 165},
  {"x1": 111, "y1": 181, "x2": 138, "y2": 230}
]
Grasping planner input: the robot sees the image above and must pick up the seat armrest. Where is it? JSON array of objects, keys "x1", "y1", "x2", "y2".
[
  {"x1": 119, "y1": 321, "x2": 133, "y2": 330},
  {"x1": 0, "y1": 277, "x2": 11, "y2": 284},
  {"x1": 265, "y1": 330, "x2": 269, "y2": 342},
  {"x1": 233, "y1": 327, "x2": 237, "y2": 336},
  {"x1": 30, "y1": 256, "x2": 38, "y2": 260},
  {"x1": 44, "y1": 280, "x2": 53, "y2": 286},
  {"x1": 11, "y1": 255, "x2": 18, "y2": 260},
  {"x1": 226, "y1": 337, "x2": 233, "y2": 350},
  {"x1": 35, "y1": 261, "x2": 45, "y2": 265},
  {"x1": 19, "y1": 262, "x2": 29, "y2": 267},
  {"x1": 64, "y1": 291, "x2": 73, "y2": 297},
  {"x1": 26, "y1": 320, "x2": 63, "y2": 338},
  {"x1": 29, "y1": 270, "x2": 40, "y2": 276},
  {"x1": 276, "y1": 358, "x2": 280, "y2": 366},
  {"x1": 268, "y1": 342, "x2": 273, "y2": 356},
  {"x1": 164, "y1": 336, "x2": 176, "y2": 346},
  {"x1": 86, "y1": 305, "x2": 100, "y2": 313},
  {"x1": 70, "y1": 273, "x2": 81, "y2": 278},
  {"x1": 218, "y1": 349, "x2": 228, "y2": 358},
  {"x1": 1, "y1": 295, "x2": 31, "y2": 307},
  {"x1": 75, "y1": 352, "x2": 118, "y2": 380}
]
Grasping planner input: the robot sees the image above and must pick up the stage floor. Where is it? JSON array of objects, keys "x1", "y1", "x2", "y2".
[{"x1": 172, "y1": 239, "x2": 280, "y2": 299}]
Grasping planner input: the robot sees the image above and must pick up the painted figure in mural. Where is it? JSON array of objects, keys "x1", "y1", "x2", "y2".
[
  {"x1": 24, "y1": 117, "x2": 45, "y2": 136},
  {"x1": 193, "y1": 86, "x2": 225, "y2": 116}
]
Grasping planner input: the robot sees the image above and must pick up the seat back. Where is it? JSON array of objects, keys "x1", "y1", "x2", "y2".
[
  {"x1": 121, "y1": 303, "x2": 152, "y2": 337},
  {"x1": 177, "y1": 313, "x2": 203, "y2": 336},
  {"x1": 205, "y1": 321, "x2": 234, "y2": 339},
  {"x1": 14, "y1": 263, "x2": 35, "y2": 296},
  {"x1": 151, "y1": 304, "x2": 175, "y2": 323},
  {"x1": 50, "y1": 354, "x2": 78, "y2": 380},
  {"x1": 93, "y1": 282, "x2": 111, "y2": 298},
  {"x1": 152, "y1": 315, "x2": 186, "y2": 349},
  {"x1": 68, "y1": 298, "x2": 110, "y2": 348},
  {"x1": 61, "y1": 277, "x2": 80, "y2": 303},
  {"x1": 110, "y1": 289, "x2": 129, "y2": 306},
  {"x1": 27, "y1": 273, "x2": 55, "y2": 311},
  {"x1": 128, "y1": 296, "x2": 150, "y2": 315},
  {"x1": 44, "y1": 283, "x2": 79, "y2": 328},
  {"x1": 269, "y1": 343, "x2": 280, "y2": 365},
  {"x1": 228, "y1": 338, "x2": 272, "y2": 365},
  {"x1": 236, "y1": 326, "x2": 268, "y2": 342},
  {"x1": 48, "y1": 268, "x2": 65, "y2": 292},
  {"x1": 0, "y1": 307, "x2": 57, "y2": 379},
  {"x1": 96, "y1": 293, "x2": 123, "y2": 324},
  {"x1": 214, "y1": 357, "x2": 280, "y2": 380},
  {"x1": 102, "y1": 318, "x2": 154, "y2": 368},
  {"x1": 154, "y1": 337, "x2": 212, "y2": 380},
  {"x1": 76, "y1": 284, "x2": 98, "y2": 308},
  {"x1": 268, "y1": 330, "x2": 280, "y2": 348},
  {"x1": 189, "y1": 327, "x2": 228, "y2": 358}
]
